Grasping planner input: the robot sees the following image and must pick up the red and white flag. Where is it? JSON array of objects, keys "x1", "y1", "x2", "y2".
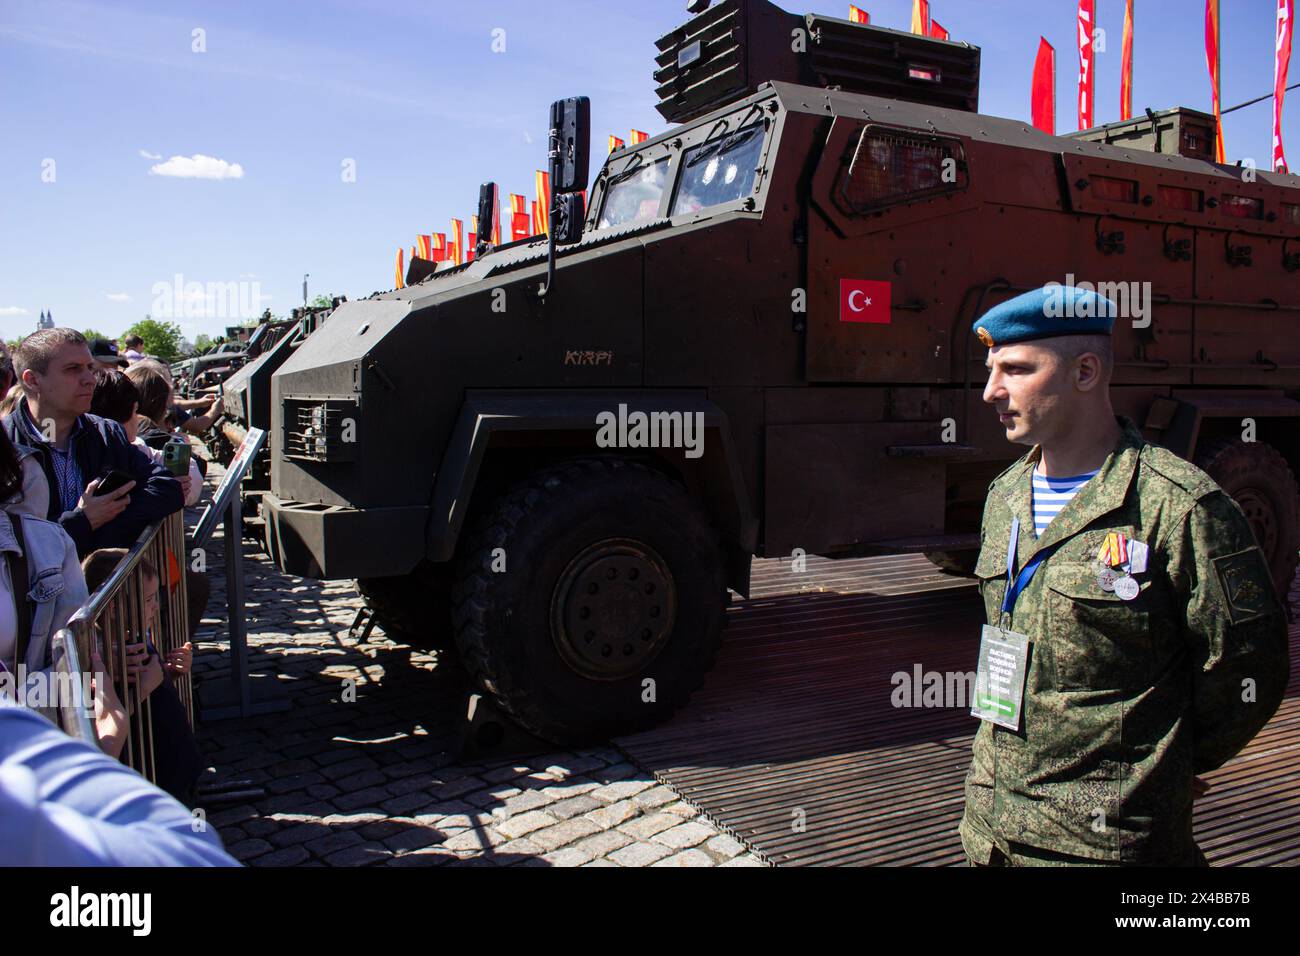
[
  {"x1": 840, "y1": 279, "x2": 892, "y2": 324},
  {"x1": 848, "y1": 4, "x2": 869, "y2": 24},
  {"x1": 1078, "y1": 0, "x2": 1096, "y2": 130},
  {"x1": 1276, "y1": 0, "x2": 1294, "y2": 172},
  {"x1": 930, "y1": 20, "x2": 949, "y2": 41},
  {"x1": 510, "y1": 194, "x2": 530, "y2": 242}
]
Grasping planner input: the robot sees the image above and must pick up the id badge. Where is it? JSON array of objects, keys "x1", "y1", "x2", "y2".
[{"x1": 972, "y1": 625, "x2": 1030, "y2": 731}]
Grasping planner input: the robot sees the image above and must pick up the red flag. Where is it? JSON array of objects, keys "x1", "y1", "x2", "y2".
[
  {"x1": 535, "y1": 169, "x2": 551, "y2": 236},
  {"x1": 1032, "y1": 38, "x2": 1056, "y2": 135},
  {"x1": 840, "y1": 279, "x2": 892, "y2": 324},
  {"x1": 911, "y1": 0, "x2": 930, "y2": 35},
  {"x1": 1120, "y1": 0, "x2": 1135, "y2": 120},
  {"x1": 849, "y1": 5, "x2": 869, "y2": 24},
  {"x1": 417, "y1": 234, "x2": 432, "y2": 260},
  {"x1": 1206, "y1": 0, "x2": 1225, "y2": 162},
  {"x1": 432, "y1": 233, "x2": 447, "y2": 261},
  {"x1": 510, "y1": 194, "x2": 530, "y2": 242},
  {"x1": 1078, "y1": 0, "x2": 1096, "y2": 130},
  {"x1": 629, "y1": 130, "x2": 649, "y2": 145},
  {"x1": 609, "y1": 135, "x2": 625, "y2": 153},
  {"x1": 395, "y1": 247, "x2": 404, "y2": 289},
  {"x1": 451, "y1": 219, "x2": 464, "y2": 266},
  {"x1": 929, "y1": 19, "x2": 949, "y2": 41},
  {"x1": 1275, "y1": 0, "x2": 1294, "y2": 172},
  {"x1": 468, "y1": 215, "x2": 478, "y2": 262}
]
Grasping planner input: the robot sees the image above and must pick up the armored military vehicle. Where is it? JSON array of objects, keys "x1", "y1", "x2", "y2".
[
  {"x1": 262, "y1": 0, "x2": 1300, "y2": 744},
  {"x1": 208, "y1": 305, "x2": 337, "y2": 526}
]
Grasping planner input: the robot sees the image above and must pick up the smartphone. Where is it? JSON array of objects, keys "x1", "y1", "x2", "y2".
[
  {"x1": 95, "y1": 468, "x2": 134, "y2": 496},
  {"x1": 163, "y1": 438, "x2": 192, "y2": 477}
]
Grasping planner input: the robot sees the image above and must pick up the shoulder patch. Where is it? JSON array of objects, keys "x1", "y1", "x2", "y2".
[
  {"x1": 1213, "y1": 547, "x2": 1273, "y2": 625},
  {"x1": 1140, "y1": 444, "x2": 1219, "y2": 500}
]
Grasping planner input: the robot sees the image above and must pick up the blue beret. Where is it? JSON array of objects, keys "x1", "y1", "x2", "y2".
[{"x1": 973, "y1": 285, "x2": 1117, "y2": 348}]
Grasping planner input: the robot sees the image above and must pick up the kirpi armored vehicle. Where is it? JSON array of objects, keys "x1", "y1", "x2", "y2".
[
  {"x1": 208, "y1": 306, "x2": 337, "y2": 524},
  {"x1": 262, "y1": 0, "x2": 1300, "y2": 744}
]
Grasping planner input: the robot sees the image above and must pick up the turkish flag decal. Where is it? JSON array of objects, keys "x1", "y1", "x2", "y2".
[{"x1": 840, "y1": 279, "x2": 892, "y2": 324}]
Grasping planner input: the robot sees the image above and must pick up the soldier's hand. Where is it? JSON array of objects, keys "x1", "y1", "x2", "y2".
[{"x1": 1192, "y1": 776, "x2": 1212, "y2": 800}]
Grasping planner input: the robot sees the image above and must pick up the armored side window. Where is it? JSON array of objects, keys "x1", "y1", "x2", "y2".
[
  {"x1": 835, "y1": 127, "x2": 968, "y2": 216},
  {"x1": 598, "y1": 156, "x2": 671, "y2": 230},
  {"x1": 670, "y1": 123, "x2": 766, "y2": 217}
]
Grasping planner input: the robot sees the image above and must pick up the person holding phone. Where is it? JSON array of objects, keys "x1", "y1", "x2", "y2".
[
  {"x1": 1, "y1": 329, "x2": 183, "y2": 559},
  {"x1": 90, "y1": 369, "x2": 202, "y2": 507}
]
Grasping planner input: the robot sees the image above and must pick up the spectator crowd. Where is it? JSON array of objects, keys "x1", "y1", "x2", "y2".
[{"x1": 0, "y1": 328, "x2": 236, "y2": 866}]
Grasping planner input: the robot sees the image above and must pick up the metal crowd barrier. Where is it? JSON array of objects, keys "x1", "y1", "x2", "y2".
[{"x1": 56, "y1": 510, "x2": 192, "y2": 782}]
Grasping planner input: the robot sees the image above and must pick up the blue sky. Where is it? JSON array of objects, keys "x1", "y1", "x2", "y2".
[{"x1": 1, "y1": 0, "x2": 1294, "y2": 342}]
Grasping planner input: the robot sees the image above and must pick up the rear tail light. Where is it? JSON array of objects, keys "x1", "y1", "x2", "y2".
[{"x1": 1221, "y1": 194, "x2": 1264, "y2": 220}]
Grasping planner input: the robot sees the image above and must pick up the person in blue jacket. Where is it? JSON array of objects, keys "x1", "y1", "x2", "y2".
[
  {"x1": 0, "y1": 702, "x2": 237, "y2": 866},
  {"x1": 2, "y1": 329, "x2": 183, "y2": 559}
]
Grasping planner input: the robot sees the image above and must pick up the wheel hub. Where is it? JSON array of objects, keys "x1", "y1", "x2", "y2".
[
  {"x1": 1234, "y1": 487, "x2": 1279, "y2": 562},
  {"x1": 551, "y1": 538, "x2": 677, "y2": 681}
]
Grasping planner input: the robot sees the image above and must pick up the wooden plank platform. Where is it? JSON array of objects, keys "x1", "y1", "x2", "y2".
[{"x1": 616, "y1": 554, "x2": 1300, "y2": 866}]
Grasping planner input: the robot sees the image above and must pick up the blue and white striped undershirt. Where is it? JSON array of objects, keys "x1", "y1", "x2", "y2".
[{"x1": 1031, "y1": 467, "x2": 1100, "y2": 537}]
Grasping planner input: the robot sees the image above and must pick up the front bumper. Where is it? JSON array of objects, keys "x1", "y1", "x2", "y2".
[{"x1": 262, "y1": 494, "x2": 428, "y2": 580}]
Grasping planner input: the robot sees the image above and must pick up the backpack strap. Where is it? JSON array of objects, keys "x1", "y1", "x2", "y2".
[{"x1": 6, "y1": 517, "x2": 33, "y2": 669}]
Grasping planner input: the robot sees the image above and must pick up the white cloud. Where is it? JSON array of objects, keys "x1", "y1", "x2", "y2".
[
  {"x1": 105, "y1": 292, "x2": 132, "y2": 302},
  {"x1": 149, "y1": 154, "x2": 245, "y2": 180},
  {"x1": 0, "y1": 306, "x2": 28, "y2": 317},
  {"x1": 238, "y1": 273, "x2": 259, "y2": 280},
  {"x1": 523, "y1": 130, "x2": 534, "y2": 145},
  {"x1": 138, "y1": 149, "x2": 162, "y2": 160}
]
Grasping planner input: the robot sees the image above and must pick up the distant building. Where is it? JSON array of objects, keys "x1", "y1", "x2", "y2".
[{"x1": 37, "y1": 309, "x2": 54, "y2": 330}]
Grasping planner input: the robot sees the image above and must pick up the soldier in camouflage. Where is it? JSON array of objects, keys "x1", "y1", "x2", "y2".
[{"x1": 959, "y1": 285, "x2": 1290, "y2": 866}]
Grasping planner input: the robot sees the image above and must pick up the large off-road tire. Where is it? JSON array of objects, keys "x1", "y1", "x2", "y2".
[
  {"x1": 451, "y1": 458, "x2": 728, "y2": 745},
  {"x1": 923, "y1": 549, "x2": 978, "y2": 577},
  {"x1": 355, "y1": 561, "x2": 454, "y2": 650},
  {"x1": 1196, "y1": 439, "x2": 1300, "y2": 600}
]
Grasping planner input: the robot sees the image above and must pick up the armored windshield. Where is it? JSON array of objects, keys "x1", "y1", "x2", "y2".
[
  {"x1": 670, "y1": 123, "x2": 765, "y2": 217},
  {"x1": 598, "y1": 156, "x2": 670, "y2": 229}
]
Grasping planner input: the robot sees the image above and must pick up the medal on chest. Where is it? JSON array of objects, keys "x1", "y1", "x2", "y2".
[{"x1": 1096, "y1": 531, "x2": 1148, "y2": 601}]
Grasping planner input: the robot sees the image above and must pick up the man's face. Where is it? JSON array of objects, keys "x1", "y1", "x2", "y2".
[
  {"x1": 27, "y1": 343, "x2": 97, "y2": 416},
  {"x1": 983, "y1": 342, "x2": 1073, "y2": 446}
]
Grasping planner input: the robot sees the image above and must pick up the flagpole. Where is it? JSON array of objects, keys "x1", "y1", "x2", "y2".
[{"x1": 1221, "y1": 80, "x2": 1300, "y2": 115}]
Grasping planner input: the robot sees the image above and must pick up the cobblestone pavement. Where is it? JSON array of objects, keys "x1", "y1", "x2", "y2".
[{"x1": 189, "y1": 467, "x2": 764, "y2": 867}]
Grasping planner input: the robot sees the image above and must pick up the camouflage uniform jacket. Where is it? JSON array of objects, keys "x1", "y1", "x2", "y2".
[{"x1": 959, "y1": 416, "x2": 1290, "y2": 864}]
